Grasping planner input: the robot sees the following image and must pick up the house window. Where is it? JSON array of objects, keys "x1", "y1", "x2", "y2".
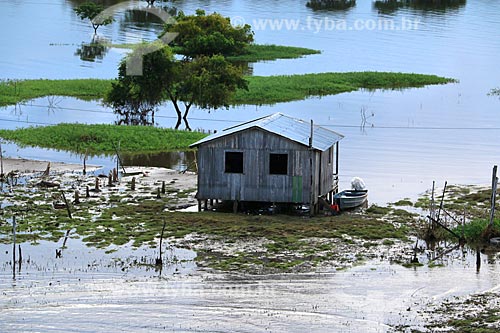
[
  {"x1": 225, "y1": 151, "x2": 243, "y2": 173},
  {"x1": 328, "y1": 147, "x2": 333, "y2": 164},
  {"x1": 269, "y1": 153, "x2": 288, "y2": 175}
]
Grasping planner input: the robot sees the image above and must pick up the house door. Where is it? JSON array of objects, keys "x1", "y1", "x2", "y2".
[{"x1": 292, "y1": 176, "x2": 303, "y2": 202}]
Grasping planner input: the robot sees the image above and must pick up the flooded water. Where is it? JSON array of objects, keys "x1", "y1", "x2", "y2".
[
  {"x1": 1, "y1": 0, "x2": 499, "y2": 203},
  {"x1": 1, "y1": 1, "x2": 500, "y2": 331},
  {"x1": 1, "y1": 239, "x2": 500, "y2": 332}
]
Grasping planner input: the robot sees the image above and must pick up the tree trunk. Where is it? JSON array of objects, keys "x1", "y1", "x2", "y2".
[
  {"x1": 183, "y1": 103, "x2": 192, "y2": 131},
  {"x1": 169, "y1": 94, "x2": 183, "y2": 129}
]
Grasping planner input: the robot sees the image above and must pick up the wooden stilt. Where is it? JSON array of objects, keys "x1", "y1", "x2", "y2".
[
  {"x1": 233, "y1": 200, "x2": 238, "y2": 214},
  {"x1": 198, "y1": 200, "x2": 202, "y2": 212}
]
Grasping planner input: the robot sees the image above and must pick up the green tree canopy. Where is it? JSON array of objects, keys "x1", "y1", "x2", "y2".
[
  {"x1": 166, "y1": 55, "x2": 248, "y2": 129},
  {"x1": 74, "y1": 2, "x2": 113, "y2": 34},
  {"x1": 163, "y1": 10, "x2": 254, "y2": 58},
  {"x1": 104, "y1": 44, "x2": 175, "y2": 125},
  {"x1": 105, "y1": 44, "x2": 247, "y2": 129}
]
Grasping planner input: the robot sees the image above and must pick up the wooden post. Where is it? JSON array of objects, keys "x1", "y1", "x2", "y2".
[
  {"x1": 198, "y1": 199, "x2": 202, "y2": 212},
  {"x1": 108, "y1": 172, "x2": 112, "y2": 187},
  {"x1": 113, "y1": 168, "x2": 118, "y2": 182},
  {"x1": 156, "y1": 220, "x2": 167, "y2": 267},
  {"x1": 74, "y1": 190, "x2": 80, "y2": 204},
  {"x1": 233, "y1": 200, "x2": 238, "y2": 214},
  {"x1": 430, "y1": 181, "x2": 435, "y2": 221},
  {"x1": 95, "y1": 177, "x2": 100, "y2": 192},
  {"x1": 156, "y1": 188, "x2": 161, "y2": 199},
  {"x1": 86, "y1": 186, "x2": 90, "y2": 198},
  {"x1": 131, "y1": 177, "x2": 136, "y2": 191},
  {"x1": 83, "y1": 149, "x2": 87, "y2": 176},
  {"x1": 12, "y1": 216, "x2": 16, "y2": 278},
  {"x1": 0, "y1": 141, "x2": 4, "y2": 177},
  {"x1": 309, "y1": 119, "x2": 315, "y2": 216},
  {"x1": 489, "y1": 165, "x2": 498, "y2": 227},
  {"x1": 161, "y1": 181, "x2": 166, "y2": 194},
  {"x1": 436, "y1": 181, "x2": 447, "y2": 222},
  {"x1": 61, "y1": 191, "x2": 72, "y2": 220},
  {"x1": 476, "y1": 248, "x2": 481, "y2": 272},
  {"x1": 18, "y1": 244, "x2": 22, "y2": 272},
  {"x1": 204, "y1": 200, "x2": 208, "y2": 211}
]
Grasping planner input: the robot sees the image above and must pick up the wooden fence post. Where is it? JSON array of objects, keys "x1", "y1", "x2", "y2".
[
  {"x1": 489, "y1": 165, "x2": 498, "y2": 227},
  {"x1": 12, "y1": 216, "x2": 16, "y2": 278}
]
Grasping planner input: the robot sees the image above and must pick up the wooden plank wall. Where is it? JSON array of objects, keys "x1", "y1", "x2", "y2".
[{"x1": 196, "y1": 128, "x2": 335, "y2": 204}]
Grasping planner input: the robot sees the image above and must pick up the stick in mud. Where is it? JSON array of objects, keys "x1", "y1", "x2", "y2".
[
  {"x1": 12, "y1": 216, "x2": 16, "y2": 279},
  {"x1": 83, "y1": 148, "x2": 88, "y2": 175},
  {"x1": 18, "y1": 244, "x2": 22, "y2": 273},
  {"x1": 436, "y1": 181, "x2": 447, "y2": 222},
  {"x1": 61, "y1": 191, "x2": 72, "y2": 220},
  {"x1": 156, "y1": 220, "x2": 167, "y2": 268},
  {"x1": 0, "y1": 141, "x2": 4, "y2": 177},
  {"x1": 489, "y1": 165, "x2": 498, "y2": 227},
  {"x1": 476, "y1": 248, "x2": 481, "y2": 272},
  {"x1": 74, "y1": 190, "x2": 80, "y2": 204}
]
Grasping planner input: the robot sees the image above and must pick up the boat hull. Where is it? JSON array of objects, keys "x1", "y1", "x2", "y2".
[{"x1": 333, "y1": 190, "x2": 368, "y2": 210}]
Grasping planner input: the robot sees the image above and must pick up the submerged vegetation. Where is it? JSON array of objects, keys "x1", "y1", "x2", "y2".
[
  {"x1": 0, "y1": 72, "x2": 454, "y2": 107},
  {"x1": 0, "y1": 169, "x2": 412, "y2": 273},
  {"x1": 227, "y1": 44, "x2": 321, "y2": 62},
  {"x1": 233, "y1": 72, "x2": 455, "y2": 105},
  {"x1": 0, "y1": 79, "x2": 111, "y2": 107},
  {"x1": 0, "y1": 124, "x2": 207, "y2": 155}
]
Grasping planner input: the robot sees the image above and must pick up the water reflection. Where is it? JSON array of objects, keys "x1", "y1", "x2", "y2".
[
  {"x1": 74, "y1": 36, "x2": 110, "y2": 62},
  {"x1": 306, "y1": 0, "x2": 356, "y2": 11},
  {"x1": 120, "y1": 7, "x2": 177, "y2": 30},
  {"x1": 115, "y1": 110, "x2": 156, "y2": 126},
  {"x1": 121, "y1": 150, "x2": 196, "y2": 171},
  {"x1": 374, "y1": 0, "x2": 466, "y2": 14}
]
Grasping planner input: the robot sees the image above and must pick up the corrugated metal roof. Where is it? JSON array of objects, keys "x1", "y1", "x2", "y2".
[{"x1": 189, "y1": 113, "x2": 344, "y2": 151}]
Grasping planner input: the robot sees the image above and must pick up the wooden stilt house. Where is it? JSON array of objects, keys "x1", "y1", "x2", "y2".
[{"x1": 189, "y1": 113, "x2": 343, "y2": 213}]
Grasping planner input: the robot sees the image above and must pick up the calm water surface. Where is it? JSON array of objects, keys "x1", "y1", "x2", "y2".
[
  {"x1": 1, "y1": 2, "x2": 500, "y2": 330},
  {"x1": 1, "y1": 0, "x2": 499, "y2": 203}
]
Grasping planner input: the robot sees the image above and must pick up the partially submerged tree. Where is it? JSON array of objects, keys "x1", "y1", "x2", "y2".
[
  {"x1": 107, "y1": 10, "x2": 252, "y2": 129},
  {"x1": 163, "y1": 10, "x2": 254, "y2": 58},
  {"x1": 74, "y1": 1, "x2": 113, "y2": 34},
  {"x1": 104, "y1": 44, "x2": 175, "y2": 125},
  {"x1": 166, "y1": 55, "x2": 248, "y2": 129}
]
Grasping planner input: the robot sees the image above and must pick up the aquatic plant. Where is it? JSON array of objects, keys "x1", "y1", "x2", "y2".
[{"x1": 0, "y1": 124, "x2": 206, "y2": 155}]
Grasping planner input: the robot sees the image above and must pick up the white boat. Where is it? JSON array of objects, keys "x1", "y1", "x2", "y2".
[{"x1": 333, "y1": 189, "x2": 368, "y2": 210}]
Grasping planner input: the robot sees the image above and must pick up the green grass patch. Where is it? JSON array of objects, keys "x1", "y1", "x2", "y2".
[
  {"x1": 392, "y1": 199, "x2": 413, "y2": 207},
  {"x1": 452, "y1": 218, "x2": 500, "y2": 244},
  {"x1": 0, "y1": 79, "x2": 112, "y2": 107},
  {"x1": 108, "y1": 43, "x2": 321, "y2": 62},
  {"x1": 228, "y1": 44, "x2": 321, "y2": 62},
  {"x1": 0, "y1": 123, "x2": 207, "y2": 155},
  {"x1": 0, "y1": 72, "x2": 454, "y2": 107},
  {"x1": 233, "y1": 71, "x2": 455, "y2": 105}
]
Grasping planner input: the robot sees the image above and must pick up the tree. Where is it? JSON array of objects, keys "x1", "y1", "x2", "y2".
[
  {"x1": 107, "y1": 10, "x2": 251, "y2": 129},
  {"x1": 490, "y1": 88, "x2": 500, "y2": 97},
  {"x1": 166, "y1": 55, "x2": 248, "y2": 129},
  {"x1": 163, "y1": 10, "x2": 254, "y2": 58},
  {"x1": 104, "y1": 44, "x2": 175, "y2": 125},
  {"x1": 74, "y1": 2, "x2": 113, "y2": 34}
]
